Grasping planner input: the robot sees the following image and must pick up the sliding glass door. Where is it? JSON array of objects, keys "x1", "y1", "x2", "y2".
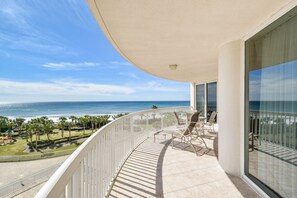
[
  {"x1": 196, "y1": 84, "x2": 205, "y2": 117},
  {"x1": 196, "y1": 82, "x2": 217, "y2": 119},
  {"x1": 207, "y1": 82, "x2": 217, "y2": 120},
  {"x1": 245, "y1": 6, "x2": 297, "y2": 198}
]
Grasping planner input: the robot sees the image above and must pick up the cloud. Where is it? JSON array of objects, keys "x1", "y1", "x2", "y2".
[
  {"x1": 108, "y1": 61, "x2": 132, "y2": 68},
  {"x1": 41, "y1": 61, "x2": 133, "y2": 70},
  {"x1": 118, "y1": 72, "x2": 139, "y2": 79},
  {"x1": 42, "y1": 62, "x2": 99, "y2": 70},
  {"x1": 0, "y1": 1, "x2": 69, "y2": 55},
  {"x1": 0, "y1": 1, "x2": 29, "y2": 29},
  {"x1": 250, "y1": 75, "x2": 297, "y2": 101},
  {"x1": 0, "y1": 79, "x2": 135, "y2": 96},
  {"x1": 134, "y1": 81, "x2": 187, "y2": 92}
]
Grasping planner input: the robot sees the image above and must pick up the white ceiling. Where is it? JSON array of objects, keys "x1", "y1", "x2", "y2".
[{"x1": 87, "y1": 0, "x2": 293, "y2": 82}]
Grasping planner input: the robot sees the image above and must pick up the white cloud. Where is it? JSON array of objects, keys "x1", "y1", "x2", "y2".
[
  {"x1": 108, "y1": 61, "x2": 132, "y2": 68},
  {"x1": 0, "y1": 79, "x2": 135, "y2": 96},
  {"x1": 250, "y1": 77, "x2": 297, "y2": 101},
  {"x1": 42, "y1": 62, "x2": 99, "y2": 70},
  {"x1": 118, "y1": 72, "x2": 139, "y2": 79},
  {"x1": 111, "y1": 61, "x2": 131, "y2": 66},
  {"x1": 41, "y1": 61, "x2": 133, "y2": 70},
  {"x1": 0, "y1": 1, "x2": 29, "y2": 29},
  {"x1": 134, "y1": 81, "x2": 187, "y2": 92}
]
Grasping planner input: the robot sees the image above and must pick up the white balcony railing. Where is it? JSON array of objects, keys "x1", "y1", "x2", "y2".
[
  {"x1": 250, "y1": 110, "x2": 297, "y2": 150},
  {"x1": 35, "y1": 106, "x2": 190, "y2": 198}
]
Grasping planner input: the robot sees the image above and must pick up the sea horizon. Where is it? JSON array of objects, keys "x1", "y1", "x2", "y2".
[{"x1": 0, "y1": 100, "x2": 190, "y2": 119}]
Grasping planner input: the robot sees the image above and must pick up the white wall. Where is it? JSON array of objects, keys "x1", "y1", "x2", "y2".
[{"x1": 218, "y1": 40, "x2": 244, "y2": 176}]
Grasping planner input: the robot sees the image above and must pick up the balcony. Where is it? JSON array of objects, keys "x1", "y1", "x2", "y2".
[{"x1": 35, "y1": 107, "x2": 258, "y2": 198}]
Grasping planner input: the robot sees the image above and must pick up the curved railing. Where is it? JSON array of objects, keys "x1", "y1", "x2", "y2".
[{"x1": 35, "y1": 106, "x2": 190, "y2": 198}]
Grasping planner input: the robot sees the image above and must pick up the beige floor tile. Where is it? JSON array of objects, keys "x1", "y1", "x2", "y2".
[{"x1": 109, "y1": 136, "x2": 258, "y2": 198}]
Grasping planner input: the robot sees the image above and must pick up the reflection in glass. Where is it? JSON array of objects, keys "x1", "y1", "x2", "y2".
[
  {"x1": 196, "y1": 84, "x2": 205, "y2": 117},
  {"x1": 246, "y1": 7, "x2": 297, "y2": 198},
  {"x1": 207, "y1": 82, "x2": 217, "y2": 120}
]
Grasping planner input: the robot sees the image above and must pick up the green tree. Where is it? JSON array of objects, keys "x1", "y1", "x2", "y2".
[
  {"x1": 96, "y1": 116, "x2": 103, "y2": 129},
  {"x1": 112, "y1": 113, "x2": 129, "y2": 120},
  {"x1": 30, "y1": 119, "x2": 42, "y2": 150},
  {"x1": 78, "y1": 116, "x2": 88, "y2": 135},
  {"x1": 151, "y1": 105, "x2": 158, "y2": 109},
  {"x1": 25, "y1": 123, "x2": 34, "y2": 146},
  {"x1": 16, "y1": 118, "x2": 26, "y2": 137},
  {"x1": 59, "y1": 117, "x2": 67, "y2": 138},
  {"x1": 101, "y1": 115, "x2": 110, "y2": 126},
  {"x1": 89, "y1": 116, "x2": 96, "y2": 132},
  {"x1": 66, "y1": 121, "x2": 73, "y2": 140},
  {"x1": 43, "y1": 119, "x2": 54, "y2": 141},
  {"x1": 0, "y1": 116, "x2": 9, "y2": 132}
]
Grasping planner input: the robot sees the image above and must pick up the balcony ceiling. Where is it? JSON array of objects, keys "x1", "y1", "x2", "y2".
[{"x1": 87, "y1": 0, "x2": 292, "y2": 82}]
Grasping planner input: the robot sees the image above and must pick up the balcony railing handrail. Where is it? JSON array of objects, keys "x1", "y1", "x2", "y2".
[
  {"x1": 35, "y1": 106, "x2": 189, "y2": 198},
  {"x1": 250, "y1": 109, "x2": 297, "y2": 116}
]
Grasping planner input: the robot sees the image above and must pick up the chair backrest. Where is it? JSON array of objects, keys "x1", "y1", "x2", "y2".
[
  {"x1": 183, "y1": 112, "x2": 200, "y2": 136},
  {"x1": 173, "y1": 112, "x2": 183, "y2": 125},
  {"x1": 208, "y1": 111, "x2": 217, "y2": 124}
]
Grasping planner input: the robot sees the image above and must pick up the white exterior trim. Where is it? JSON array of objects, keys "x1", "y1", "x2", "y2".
[{"x1": 242, "y1": 175, "x2": 270, "y2": 198}]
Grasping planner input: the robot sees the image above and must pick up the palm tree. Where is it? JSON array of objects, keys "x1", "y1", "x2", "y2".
[
  {"x1": 59, "y1": 117, "x2": 67, "y2": 138},
  {"x1": 89, "y1": 116, "x2": 96, "y2": 132},
  {"x1": 69, "y1": 116, "x2": 77, "y2": 124},
  {"x1": 43, "y1": 119, "x2": 54, "y2": 141},
  {"x1": 151, "y1": 105, "x2": 158, "y2": 109},
  {"x1": 112, "y1": 113, "x2": 129, "y2": 120},
  {"x1": 66, "y1": 121, "x2": 73, "y2": 140},
  {"x1": 30, "y1": 119, "x2": 42, "y2": 150},
  {"x1": 101, "y1": 115, "x2": 110, "y2": 126},
  {"x1": 24, "y1": 123, "x2": 33, "y2": 143},
  {"x1": 0, "y1": 116, "x2": 9, "y2": 132},
  {"x1": 25, "y1": 122, "x2": 36, "y2": 150},
  {"x1": 7, "y1": 119, "x2": 16, "y2": 130},
  {"x1": 16, "y1": 118, "x2": 25, "y2": 130},
  {"x1": 96, "y1": 116, "x2": 103, "y2": 129},
  {"x1": 78, "y1": 117, "x2": 88, "y2": 135}
]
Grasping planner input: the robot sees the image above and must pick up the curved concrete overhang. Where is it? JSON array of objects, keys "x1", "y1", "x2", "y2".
[{"x1": 87, "y1": 0, "x2": 293, "y2": 82}]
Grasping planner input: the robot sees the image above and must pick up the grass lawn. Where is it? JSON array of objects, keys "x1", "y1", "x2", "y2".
[
  {"x1": 0, "y1": 138, "x2": 28, "y2": 156},
  {"x1": 43, "y1": 142, "x2": 82, "y2": 153},
  {"x1": 0, "y1": 129, "x2": 94, "y2": 156}
]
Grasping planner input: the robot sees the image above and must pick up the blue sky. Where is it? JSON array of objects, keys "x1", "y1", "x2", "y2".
[
  {"x1": 0, "y1": 0, "x2": 189, "y2": 103},
  {"x1": 249, "y1": 60, "x2": 297, "y2": 101}
]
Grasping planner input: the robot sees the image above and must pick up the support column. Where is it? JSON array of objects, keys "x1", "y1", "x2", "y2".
[
  {"x1": 218, "y1": 40, "x2": 244, "y2": 176},
  {"x1": 190, "y1": 82, "x2": 196, "y2": 110}
]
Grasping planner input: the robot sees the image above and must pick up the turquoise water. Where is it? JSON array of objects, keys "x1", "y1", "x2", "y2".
[{"x1": 0, "y1": 101, "x2": 190, "y2": 118}]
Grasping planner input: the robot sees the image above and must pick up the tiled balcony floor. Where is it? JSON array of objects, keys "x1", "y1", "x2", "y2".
[{"x1": 109, "y1": 132, "x2": 260, "y2": 198}]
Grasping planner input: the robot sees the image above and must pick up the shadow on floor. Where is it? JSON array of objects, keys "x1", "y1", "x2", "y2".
[{"x1": 109, "y1": 139, "x2": 170, "y2": 197}]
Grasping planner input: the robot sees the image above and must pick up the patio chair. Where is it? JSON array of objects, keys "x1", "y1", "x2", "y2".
[
  {"x1": 204, "y1": 111, "x2": 217, "y2": 133},
  {"x1": 173, "y1": 112, "x2": 186, "y2": 127},
  {"x1": 171, "y1": 112, "x2": 208, "y2": 155}
]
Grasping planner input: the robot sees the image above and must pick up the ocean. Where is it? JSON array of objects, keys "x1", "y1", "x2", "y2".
[
  {"x1": 0, "y1": 101, "x2": 190, "y2": 119},
  {"x1": 250, "y1": 101, "x2": 297, "y2": 114}
]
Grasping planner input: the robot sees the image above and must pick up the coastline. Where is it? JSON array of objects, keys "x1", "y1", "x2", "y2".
[{"x1": 0, "y1": 101, "x2": 190, "y2": 119}]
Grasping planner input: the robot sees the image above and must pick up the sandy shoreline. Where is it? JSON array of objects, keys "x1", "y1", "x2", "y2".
[{"x1": 5, "y1": 114, "x2": 117, "y2": 123}]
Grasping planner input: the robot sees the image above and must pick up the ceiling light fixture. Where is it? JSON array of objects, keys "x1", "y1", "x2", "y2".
[{"x1": 169, "y1": 64, "x2": 178, "y2": 70}]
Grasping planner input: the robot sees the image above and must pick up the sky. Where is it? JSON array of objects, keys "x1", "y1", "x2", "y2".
[
  {"x1": 249, "y1": 60, "x2": 297, "y2": 101},
  {"x1": 0, "y1": 0, "x2": 189, "y2": 103}
]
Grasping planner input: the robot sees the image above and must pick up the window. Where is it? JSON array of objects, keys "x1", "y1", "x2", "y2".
[
  {"x1": 196, "y1": 82, "x2": 217, "y2": 119},
  {"x1": 245, "y1": 6, "x2": 297, "y2": 198},
  {"x1": 207, "y1": 82, "x2": 217, "y2": 120},
  {"x1": 196, "y1": 84, "x2": 205, "y2": 117}
]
